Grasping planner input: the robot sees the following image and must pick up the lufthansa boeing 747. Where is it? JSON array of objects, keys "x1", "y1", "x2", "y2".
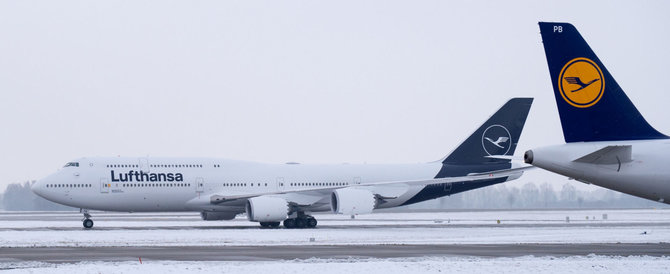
[{"x1": 33, "y1": 98, "x2": 533, "y2": 229}]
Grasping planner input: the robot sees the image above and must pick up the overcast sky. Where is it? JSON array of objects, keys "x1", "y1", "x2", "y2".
[{"x1": 1, "y1": 0, "x2": 669, "y2": 192}]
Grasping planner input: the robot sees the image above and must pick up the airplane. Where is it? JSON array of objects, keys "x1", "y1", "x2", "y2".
[
  {"x1": 524, "y1": 22, "x2": 670, "y2": 204},
  {"x1": 32, "y1": 98, "x2": 533, "y2": 229}
]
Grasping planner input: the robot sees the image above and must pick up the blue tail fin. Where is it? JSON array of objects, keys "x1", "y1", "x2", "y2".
[
  {"x1": 538, "y1": 22, "x2": 667, "y2": 142},
  {"x1": 441, "y1": 98, "x2": 533, "y2": 165}
]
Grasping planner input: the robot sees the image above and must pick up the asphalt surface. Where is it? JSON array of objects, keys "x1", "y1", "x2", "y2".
[
  {"x1": 3, "y1": 222, "x2": 670, "y2": 231},
  {"x1": 3, "y1": 211, "x2": 669, "y2": 263},
  {"x1": 2, "y1": 243, "x2": 669, "y2": 263}
]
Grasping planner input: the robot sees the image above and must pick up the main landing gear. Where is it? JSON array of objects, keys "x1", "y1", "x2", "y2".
[
  {"x1": 282, "y1": 213, "x2": 317, "y2": 229},
  {"x1": 81, "y1": 209, "x2": 94, "y2": 229},
  {"x1": 257, "y1": 212, "x2": 317, "y2": 229}
]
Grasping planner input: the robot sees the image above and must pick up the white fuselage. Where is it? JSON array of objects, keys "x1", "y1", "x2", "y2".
[
  {"x1": 529, "y1": 140, "x2": 670, "y2": 203},
  {"x1": 32, "y1": 157, "x2": 448, "y2": 213}
]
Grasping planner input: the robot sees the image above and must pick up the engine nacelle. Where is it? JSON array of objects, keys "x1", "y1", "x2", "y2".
[
  {"x1": 246, "y1": 196, "x2": 289, "y2": 222},
  {"x1": 200, "y1": 211, "x2": 238, "y2": 221},
  {"x1": 331, "y1": 188, "x2": 376, "y2": 215}
]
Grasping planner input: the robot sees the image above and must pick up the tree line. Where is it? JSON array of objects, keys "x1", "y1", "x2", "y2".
[{"x1": 1, "y1": 181, "x2": 75, "y2": 211}]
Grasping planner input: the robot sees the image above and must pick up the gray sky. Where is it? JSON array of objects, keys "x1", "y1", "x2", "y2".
[{"x1": 1, "y1": 0, "x2": 669, "y2": 192}]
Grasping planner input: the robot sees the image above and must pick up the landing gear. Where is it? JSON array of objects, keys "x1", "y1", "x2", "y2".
[
  {"x1": 306, "y1": 217, "x2": 317, "y2": 228},
  {"x1": 83, "y1": 218, "x2": 94, "y2": 229},
  {"x1": 282, "y1": 213, "x2": 317, "y2": 229},
  {"x1": 295, "y1": 217, "x2": 306, "y2": 228},
  {"x1": 81, "y1": 208, "x2": 94, "y2": 229},
  {"x1": 283, "y1": 218, "x2": 296, "y2": 228},
  {"x1": 259, "y1": 221, "x2": 281, "y2": 228}
]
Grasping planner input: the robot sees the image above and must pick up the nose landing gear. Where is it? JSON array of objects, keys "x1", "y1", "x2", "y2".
[
  {"x1": 81, "y1": 209, "x2": 94, "y2": 229},
  {"x1": 83, "y1": 218, "x2": 94, "y2": 229}
]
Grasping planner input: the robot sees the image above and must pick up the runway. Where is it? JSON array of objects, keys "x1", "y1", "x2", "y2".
[
  {"x1": 1, "y1": 209, "x2": 670, "y2": 265},
  {"x1": 2, "y1": 243, "x2": 670, "y2": 263}
]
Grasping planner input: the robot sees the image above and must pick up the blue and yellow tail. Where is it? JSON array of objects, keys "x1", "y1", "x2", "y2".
[{"x1": 538, "y1": 22, "x2": 667, "y2": 142}]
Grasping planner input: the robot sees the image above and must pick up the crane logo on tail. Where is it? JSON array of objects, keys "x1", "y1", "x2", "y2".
[
  {"x1": 485, "y1": 136, "x2": 509, "y2": 149},
  {"x1": 558, "y1": 57, "x2": 605, "y2": 108},
  {"x1": 481, "y1": 125, "x2": 512, "y2": 156}
]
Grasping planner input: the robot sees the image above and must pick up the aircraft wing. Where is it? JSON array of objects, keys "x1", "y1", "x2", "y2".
[{"x1": 208, "y1": 166, "x2": 534, "y2": 205}]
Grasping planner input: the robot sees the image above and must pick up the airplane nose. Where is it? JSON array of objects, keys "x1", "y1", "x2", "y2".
[
  {"x1": 31, "y1": 180, "x2": 41, "y2": 193},
  {"x1": 31, "y1": 178, "x2": 47, "y2": 198}
]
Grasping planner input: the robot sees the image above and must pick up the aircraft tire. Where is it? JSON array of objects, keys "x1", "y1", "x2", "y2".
[
  {"x1": 283, "y1": 218, "x2": 295, "y2": 229},
  {"x1": 295, "y1": 218, "x2": 306, "y2": 228},
  {"x1": 306, "y1": 217, "x2": 317, "y2": 228},
  {"x1": 83, "y1": 219, "x2": 94, "y2": 229}
]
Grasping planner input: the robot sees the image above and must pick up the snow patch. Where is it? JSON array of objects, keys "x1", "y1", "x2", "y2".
[{"x1": 2, "y1": 256, "x2": 670, "y2": 274}]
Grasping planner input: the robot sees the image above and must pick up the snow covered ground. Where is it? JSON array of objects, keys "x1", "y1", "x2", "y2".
[
  {"x1": 1, "y1": 209, "x2": 669, "y2": 273},
  {"x1": 2, "y1": 255, "x2": 670, "y2": 274},
  {"x1": 1, "y1": 209, "x2": 669, "y2": 247}
]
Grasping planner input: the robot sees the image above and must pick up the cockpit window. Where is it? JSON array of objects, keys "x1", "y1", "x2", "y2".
[{"x1": 64, "y1": 162, "x2": 80, "y2": 168}]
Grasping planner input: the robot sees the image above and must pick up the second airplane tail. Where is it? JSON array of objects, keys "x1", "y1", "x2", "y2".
[
  {"x1": 440, "y1": 97, "x2": 533, "y2": 166},
  {"x1": 539, "y1": 22, "x2": 667, "y2": 143}
]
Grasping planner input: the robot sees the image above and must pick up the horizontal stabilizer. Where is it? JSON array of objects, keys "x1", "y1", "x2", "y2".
[
  {"x1": 483, "y1": 155, "x2": 529, "y2": 162},
  {"x1": 573, "y1": 145, "x2": 632, "y2": 165}
]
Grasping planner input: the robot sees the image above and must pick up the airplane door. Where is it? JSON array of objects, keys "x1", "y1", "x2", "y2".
[
  {"x1": 100, "y1": 178, "x2": 109, "y2": 193},
  {"x1": 276, "y1": 177, "x2": 285, "y2": 191},
  {"x1": 195, "y1": 177, "x2": 204, "y2": 193},
  {"x1": 139, "y1": 158, "x2": 150, "y2": 173},
  {"x1": 354, "y1": 177, "x2": 361, "y2": 185}
]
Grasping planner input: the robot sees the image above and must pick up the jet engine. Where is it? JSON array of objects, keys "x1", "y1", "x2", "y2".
[
  {"x1": 246, "y1": 196, "x2": 290, "y2": 222},
  {"x1": 524, "y1": 150, "x2": 534, "y2": 164},
  {"x1": 330, "y1": 188, "x2": 376, "y2": 215},
  {"x1": 200, "y1": 211, "x2": 238, "y2": 221}
]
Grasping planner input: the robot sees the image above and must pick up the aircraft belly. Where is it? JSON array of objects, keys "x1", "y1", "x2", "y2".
[
  {"x1": 375, "y1": 185, "x2": 424, "y2": 209},
  {"x1": 586, "y1": 167, "x2": 670, "y2": 203},
  {"x1": 400, "y1": 177, "x2": 508, "y2": 206},
  {"x1": 534, "y1": 150, "x2": 670, "y2": 204},
  {"x1": 69, "y1": 191, "x2": 193, "y2": 212}
]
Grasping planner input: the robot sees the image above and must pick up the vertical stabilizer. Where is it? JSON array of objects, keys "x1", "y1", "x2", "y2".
[
  {"x1": 538, "y1": 22, "x2": 667, "y2": 142},
  {"x1": 441, "y1": 98, "x2": 533, "y2": 165}
]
